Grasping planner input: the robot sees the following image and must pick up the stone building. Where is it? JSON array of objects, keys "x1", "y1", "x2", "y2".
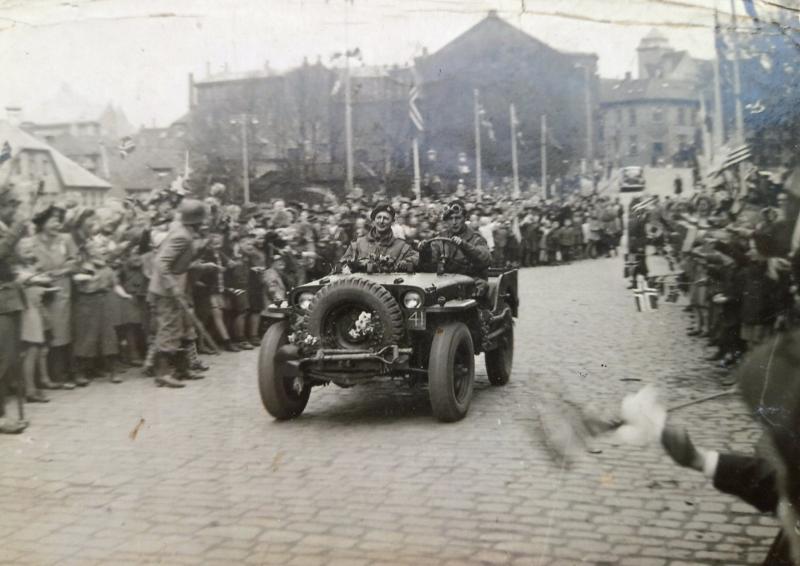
[{"x1": 599, "y1": 30, "x2": 712, "y2": 168}]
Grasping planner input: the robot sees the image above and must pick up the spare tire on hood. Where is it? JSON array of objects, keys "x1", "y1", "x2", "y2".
[{"x1": 304, "y1": 276, "x2": 405, "y2": 350}]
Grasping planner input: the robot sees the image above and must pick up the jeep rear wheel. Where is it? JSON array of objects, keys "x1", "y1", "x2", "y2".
[
  {"x1": 428, "y1": 322, "x2": 475, "y2": 422},
  {"x1": 485, "y1": 323, "x2": 513, "y2": 386},
  {"x1": 258, "y1": 321, "x2": 311, "y2": 420}
]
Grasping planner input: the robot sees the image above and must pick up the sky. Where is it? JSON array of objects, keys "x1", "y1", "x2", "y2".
[{"x1": 0, "y1": 0, "x2": 761, "y2": 128}]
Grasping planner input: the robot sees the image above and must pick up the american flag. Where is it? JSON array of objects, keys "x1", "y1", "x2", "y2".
[
  {"x1": 409, "y1": 82, "x2": 424, "y2": 132},
  {"x1": 720, "y1": 144, "x2": 751, "y2": 171}
]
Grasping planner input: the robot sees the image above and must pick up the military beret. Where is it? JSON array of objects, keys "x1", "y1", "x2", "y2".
[{"x1": 370, "y1": 203, "x2": 395, "y2": 220}]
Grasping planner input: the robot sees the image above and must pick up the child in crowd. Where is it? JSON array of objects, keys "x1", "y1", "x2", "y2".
[
  {"x1": 72, "y1": 238, "x2": 130, "y2": 384},
  {"x1": 16, "y1": 237, "x2": 56, "y2": 402}
]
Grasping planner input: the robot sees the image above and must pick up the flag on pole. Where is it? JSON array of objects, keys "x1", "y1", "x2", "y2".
[
  {"x1": 409, "y1": 82, "x2": 424, "y2": 132},
  {"x1": 0, "y1": 141, "x2": 11, "y2": 165},
  {"x1": 118, "y1": 136, "x2": 136, "y2": 159}
]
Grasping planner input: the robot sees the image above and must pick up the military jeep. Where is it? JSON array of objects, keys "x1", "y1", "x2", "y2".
[{"x1": 257, "y1": 238, "x2": 518, "y2": 422}]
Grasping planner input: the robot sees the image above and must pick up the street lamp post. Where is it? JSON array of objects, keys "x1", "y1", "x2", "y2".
[
  {"x1": 575, "y1": 63, "x2": 594, "y2": 173},
  {"x1": 230, "y1": 113, "x2": 259, "y2": 204}
]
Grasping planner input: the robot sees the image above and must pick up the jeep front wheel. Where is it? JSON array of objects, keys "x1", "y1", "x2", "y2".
[
  {"x1": 428, "y1": 322, "x2": 475, "y2": 422},
  {"x1": 258, "y1": 321, "x2": 311, "y2": 420}
]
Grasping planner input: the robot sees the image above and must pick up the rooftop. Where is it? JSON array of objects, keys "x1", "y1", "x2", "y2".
[{"x1": 0, "y1": 120, "x2": 111, "y2": 189}]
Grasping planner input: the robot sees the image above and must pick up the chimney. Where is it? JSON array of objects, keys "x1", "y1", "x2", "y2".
[
  {"x1": 264, "y1": 59, "x2": 271, "y2": 73},
  {"x1": 624, "y1": 72, "x2": 632, "y2": 81},
  {"x1": 5, "y1": 106, "x2": 23, "y2": 126},
  {"x1": 487, "y1": 9, "x2": 499, "y2": 18},
  {"x1": 205, "y1": 61, "x2": 211, "y2": 77}
]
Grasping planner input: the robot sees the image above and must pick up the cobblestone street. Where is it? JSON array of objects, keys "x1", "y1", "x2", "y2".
[{"x1": 0, "y1": 257, "x2": 776, "y2": 565}]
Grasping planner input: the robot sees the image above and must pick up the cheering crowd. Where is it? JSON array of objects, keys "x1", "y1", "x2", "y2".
[
  {"x1": 0, "y1": 179, "x2": 624, "y2": 433},
  {"x1": 626, "y1": 176, "x2": 800, "y2": 375}
]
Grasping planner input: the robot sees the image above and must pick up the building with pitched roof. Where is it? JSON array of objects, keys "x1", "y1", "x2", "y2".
[
  {"x1": 0, "y1": 120, "x2": 111, "y2": 206},
  {"x1": 414, "y1": 9, "x2": 598, "y2": 182}
]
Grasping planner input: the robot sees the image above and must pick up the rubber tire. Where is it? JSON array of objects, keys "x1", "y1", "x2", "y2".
[
  {"x1": 305, "y1": 276, "x2": 405, "y2": 347},
  {"x1": 485, "y1": 322, "x2": 513, "y2": 386},
  {"x1": 428, "y1": 322, "x2": 475, "y2": 422},
  {"x1": 258, "y1": 321, "x2": 311, "y2": 420}
]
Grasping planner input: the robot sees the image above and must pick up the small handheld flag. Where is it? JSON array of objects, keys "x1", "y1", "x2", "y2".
[{"x1": 633, "y1": 279, "x2": 659, "y2": 312}]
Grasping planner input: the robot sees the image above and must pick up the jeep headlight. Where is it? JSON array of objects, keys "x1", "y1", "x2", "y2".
[
  {"x1": 297, "y1": 292, "x2": 315, "y2": 311},
  {"x1": 403, "y1": 291, "x2": 423, "y2": 309}
]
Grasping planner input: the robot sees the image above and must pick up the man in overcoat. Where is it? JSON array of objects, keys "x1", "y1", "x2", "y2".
[{"x1": 148, "y1": 199, "x2": 206, "y2": 388}]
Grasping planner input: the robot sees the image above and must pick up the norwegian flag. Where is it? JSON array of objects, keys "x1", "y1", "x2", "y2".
[
  {"x1": 409, "y1": 83, "x2": 424, "y2": 132},
  {"x1": 633, "y1": 280, "x2": 659, "y2": 312},
  {"x1": 0, "y1": 141, "x2": 11, "y2": 165},
  {"x1": 118, "y1": 136, "x2": 136, "y2": 159}
]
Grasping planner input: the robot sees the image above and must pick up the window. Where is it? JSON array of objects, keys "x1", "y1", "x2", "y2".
[
  {"x1": 616, "y1": 108, "x2": 623, "y2": 124},
  {"x1": 629, "y1": 135, "x2": 638, "y2": 156},
  {"x1": 653, "y1": 108, "x2": 664, "y2": 122},
  {"x1": 628, "y1": 108, "x2": 637, "y2": 127},
  {"x1": 677, "y1": 134, "x2": 688, "y2": 148},
  {"x1": 677, "y1": 107, "x2": 686, "y2": 126}
]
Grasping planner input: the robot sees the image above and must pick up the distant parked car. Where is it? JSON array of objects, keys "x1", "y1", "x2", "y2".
[{"x1": 620, "y1": 167, "x2": 646, "y2": 192}]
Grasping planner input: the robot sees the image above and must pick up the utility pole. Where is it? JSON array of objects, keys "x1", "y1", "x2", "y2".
[
  {"x1": 474, "y1": 89, "x2": 482, "y2": 199},
  {"x1": 541, "y1": 114, "x2": 548, "y2": 199},
  {"x1": 510, "y1": 104, "x2": 520, "y2": 198},
  {"x1": 230, "y1": 113, "x2": 258, "y2": 204},
  {"x1": 344, "y1": 54, "x2": 354, "y2": 194}
]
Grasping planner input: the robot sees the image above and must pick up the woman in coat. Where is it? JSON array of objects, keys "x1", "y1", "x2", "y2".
[{"x1": 31, "y1": 205, "x2": 79, "y2": 389}]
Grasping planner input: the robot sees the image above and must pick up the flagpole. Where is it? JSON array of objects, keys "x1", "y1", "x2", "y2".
[
  {"x1": 510, "y1": 104, "x2": 520, "y2": 199},
  {"x1": 699, "y1": 97, "x2": 712, "y2": 176},
  {"x1": 541, "y1": 114, "x2": 548, "y2": 199},
  {"x1": 474, "y1": 89, "x2": 482, "y2": 200},
  {"x1": 729, "y1": 0, "x2": 749, "y2": 197},
  {"x1": 412, "y1": 137, "x2": 421, "y2": 202},
  {"x1": 712, "y1": 10, "x2": 725, "y2": 153}
]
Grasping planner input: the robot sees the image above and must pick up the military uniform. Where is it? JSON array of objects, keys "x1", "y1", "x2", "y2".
[
  {"x1": 430, "y1": 226, "x2": 492, "y2": 279},
  {"x1": 147, "y1": 200, "x2": 205, "y2": 386},
  {"x1": 0, "y1": 217, "x2": 26, "y2": 425},
  {"x1": 148, "y1": 222, "x2": 198, "y2": 353},
  {"x1": 339, "y1": 228, "x2": 418, "y2": 273}
]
